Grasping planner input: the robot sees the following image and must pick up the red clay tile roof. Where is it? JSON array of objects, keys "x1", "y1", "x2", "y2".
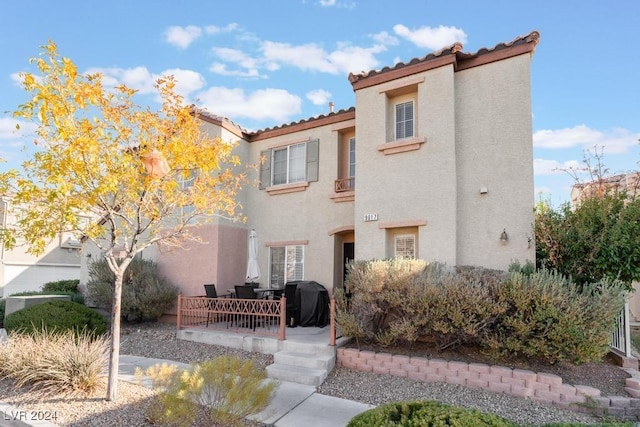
[{"x1": 349, "y1": 31, "x2": 540, "y2": 90}]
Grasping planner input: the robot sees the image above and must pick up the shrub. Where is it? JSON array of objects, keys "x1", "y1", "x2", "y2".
[
  {"x1": 0, "y1": 328, "x2": 108, "y2": 397},
  {"x1": 140, "y1": 356, "x2": 277, "y2": 427},
  {"x1": 347, "y1": 400, "x2": 517, "y2": 426},
  {"x1": 42, "y1": 279, "x2": 79, "y2": 293},
  {"x1": 337, "y1": 260, "x2": 508, "y2": 349},
  {"x1": 87, "y1": 257, "x2": 178, "y2": 322},
  {"x1": 4, "y1": 300, "x2": 107, "y2": 337},
  {"x1": 488, "y1": 270, "x2": 627, "y2": 364}
]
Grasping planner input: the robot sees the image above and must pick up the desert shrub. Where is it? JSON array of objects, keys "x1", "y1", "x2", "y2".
[
  {"x1": 42, "y1": 279, "x2": 79, "y2": 293},
  {"x1": 0, "y1": 298, "x2": 5, "y2": 328},
  {"x1": 507, "y1": 259, "x2": 536, "y2": 276},
  {"x1": 4, "y1": 300, "x2": 107, "y2": 337},
  {"x1": 337, "y1": 260, "x2": 508, "y2": 349},
  {"x1": 0, "y1": 328, "x2": 108, "y2": 397},
  {"x1": 488, "y1": 270, "x2": 627, "y2": 364},
  {"x1": 140, "y1": 356, "x2": 277, "y2": 427},
  {"x1": 347, "y1": 400, "x2": 517, "y2": 427},
  {"x1": 87, "y1": 257, "x2": 178, "y2": 322},
  {"x1": 10, "y1": 290, "x2": 84, "y2": 304}
]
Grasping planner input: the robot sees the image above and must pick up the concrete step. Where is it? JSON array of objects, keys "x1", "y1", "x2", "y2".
[
  {"x1": 266, "y1": 363, "x2": 328, "y2": 386},
  {"x1": 274, "y1": 351, "x2": 335, "y2": 371}
]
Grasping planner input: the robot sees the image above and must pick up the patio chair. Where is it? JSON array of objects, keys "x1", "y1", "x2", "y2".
[
  {"x1": 203, "y1": 284, "x2": 219, "y2": 327},
  {"x1": 234, "y1": 285, "x2": 259, "y2": 331}
]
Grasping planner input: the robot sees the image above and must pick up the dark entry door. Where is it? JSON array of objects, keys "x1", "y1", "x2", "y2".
[{"x1": 343, "y1": 242, "x2": 354, "y2": 282}]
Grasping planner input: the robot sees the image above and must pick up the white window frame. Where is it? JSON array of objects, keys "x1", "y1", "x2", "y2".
[
  {"x1": 272, "y1": 142, "x2": 307, "y2": 186},
  {"x1": 394, "y1": 234, "x2": 416, "y2": 258},
  {"x1": 269, "y1": 245, "x2": 304, "y2": 287},
  {"x1": 395, "y1": 100, "x2": 414, "y2": 140},
  {"x1": 348, "y1": 137, "x2": 356, "y2": 179}
]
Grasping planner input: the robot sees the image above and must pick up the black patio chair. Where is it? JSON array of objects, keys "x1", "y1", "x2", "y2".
[
  {"x1": 234, "y1": 285, "x2": 259, "y2": 330},
  {"x1": 203, "y1": 284, "x2": 218, "y2": 326}
]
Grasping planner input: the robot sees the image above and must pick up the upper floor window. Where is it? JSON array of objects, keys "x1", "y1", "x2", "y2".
[
  {"x1": 260, "y1": 139, "x2": 319, "y2": 190},
  {"x1": 395, "y1": 100, "x2": 414, "y2": 140},
  {"x1": 272, "y1": 143, "x2": 306, "y2": 185}
]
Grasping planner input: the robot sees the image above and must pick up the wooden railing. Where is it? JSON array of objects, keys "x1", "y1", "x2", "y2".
[
  {"x1": 334, "y1": 177, "x2": 355, "y2": 193},
  {"x1": 177, "y1": 294, "x2": 286, "y2": 340}
]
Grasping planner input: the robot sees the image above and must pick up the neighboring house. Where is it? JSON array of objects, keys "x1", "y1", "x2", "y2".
[
  {"x1": 0, "y1": 197, "x2": 81, "y2": 297},
  {"x1": 79, "y1": 31, "x2": 539, "y2": 299},
  {"x1": 571, "y1": 172, "x2": 640, "y2": 206}
]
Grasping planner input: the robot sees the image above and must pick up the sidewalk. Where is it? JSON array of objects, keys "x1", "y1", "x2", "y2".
[
  {"x1": 0, "y1": 355, "x2": 374, "y2": 427},
  {"x1": 119, "y1": 355, "x2": 375, "y2": 427}
]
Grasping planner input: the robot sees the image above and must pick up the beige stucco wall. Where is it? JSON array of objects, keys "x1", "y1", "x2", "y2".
[
  {"x1": 354, "y1": 65, "x2": 458, "y2": 265},
  {"x1": 244, "y1": 125, "x2": 355, "y2": 290},
  {"x1": 454, "y1": 54, "x2": 535, "y2": 269}
]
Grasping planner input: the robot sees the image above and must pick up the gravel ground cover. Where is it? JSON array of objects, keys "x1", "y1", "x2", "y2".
[{"x1": 0, "y1": 322, "x2": 628, "y2": 426}]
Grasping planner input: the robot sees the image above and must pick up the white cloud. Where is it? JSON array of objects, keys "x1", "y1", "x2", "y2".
[
  {"x1": 0, "y1": 117, "x2": 36, "y2": 140},
  {"x1": 534, "y1": 158, "x2": 582, "y2": 176},
  {"x1": 196, "y1": 87, "x2": 302, "y2": 123},
  {"x1": 306, "y1": 89, "x2": 332, "y2": 106},
  {"x1": 204, "y1": 23, "x2": 239, "y2": 35},
  {"x1": 161, "y1": 69, "x2": 206, "y2": 98},
  {"x1": 165, "y1": 25, "x2": 203, "y2": 49},
  {"x1": 393, "y1": 24, "x2": 467, "y2": 50},
  {"x1": 261, "y1": 41, "x2": 383, "y2": 75},
  {"x1": 210, "y1": 47, "x2": 264, "y2": 78},
  {"x1": 319, "y1": 0, "x2": 337, "y2": 5},
  {"x1": 318, "y1": 0, "x2": 355, "y2": 8},
  {"x1": 372, "y1": 31, "x2": 399, "y2": 46},
  {"x1": 533, "y1": 125, "x2": 640, "y2": 154}
]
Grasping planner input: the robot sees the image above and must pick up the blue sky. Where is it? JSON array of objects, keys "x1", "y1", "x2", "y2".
[{"x1": 1, "y1": 0, "x2": 638, "y2": 206}]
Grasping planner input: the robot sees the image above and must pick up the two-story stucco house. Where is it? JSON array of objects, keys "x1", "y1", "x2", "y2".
[
  {"x1": 1, "y1": 197, "x2": 81, "y2": 297},
  {"x1": 79, "y1": 31, "x2": 540, "y2": 299}
]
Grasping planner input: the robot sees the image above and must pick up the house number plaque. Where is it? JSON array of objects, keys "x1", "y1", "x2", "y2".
[{"x1": 363, "y1": 213, "x2": 378, "y2": 222}]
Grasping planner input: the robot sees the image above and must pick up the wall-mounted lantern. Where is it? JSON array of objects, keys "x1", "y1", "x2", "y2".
[{"x1": 500, "y1": 229, "x2": 509, "y2": 245}]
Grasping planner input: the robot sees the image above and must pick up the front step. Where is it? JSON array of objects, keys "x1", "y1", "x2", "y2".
[
  {"x1": 266, "y1": 363, "x2": 328, "y2": 386},
  {"x1": 274, "y1": 351, "x2": 335, "y2": 371}
]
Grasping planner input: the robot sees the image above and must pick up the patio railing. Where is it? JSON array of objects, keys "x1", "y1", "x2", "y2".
[
  {"x1": 177, "y1": 294, "x2": 341, "y2": 345},
  {"x1": 177, "y1": 294, "x2": 286, "y2": 339},
  {"x1": 611, "y1": 299, "x2": 632, "y2": 358}
]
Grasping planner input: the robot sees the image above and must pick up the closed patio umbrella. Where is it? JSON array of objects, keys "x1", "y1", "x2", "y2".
[{"x1": 246, "y1": 229, "x2": 261, "y2": 283}]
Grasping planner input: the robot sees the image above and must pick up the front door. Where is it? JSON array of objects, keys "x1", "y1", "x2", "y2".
[{"x1": 343, "y1": 242, "x2": 354, "y2": 282}]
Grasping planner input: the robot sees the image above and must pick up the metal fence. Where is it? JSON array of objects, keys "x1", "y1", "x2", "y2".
[{"x1": 611, "y1": 299, "x2": 632, "y2": 358}]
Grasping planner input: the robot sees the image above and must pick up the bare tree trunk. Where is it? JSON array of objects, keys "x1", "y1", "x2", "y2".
[{"x1": 107, "y1": 273, "x2": 123, "y2": 401}]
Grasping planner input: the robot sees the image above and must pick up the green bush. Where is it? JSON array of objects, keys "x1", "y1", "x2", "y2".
[
  {"x1": 347, "y1": 400, "x2": 517, "y2": 426},
  {"x1": 337, "y1": 259, "x2": 626, "y2": 364},
  {"x1": 4, "y1": 300, "x2": 107, "y2": 337},
  {"x1": 336, "y1": 260, "x2": 508, "y2": 349},
  {"x1": 0, "y1": 298, "x2": 5, "y2": 328},
  {"x1": 141, "y1": 356, "x2": 277, "y2": 427},
  {"x1": 0, "y1": 328, "x2": 108, "y2": 397},
  {"x1": 42, "y1": 279, "x2": 79, "y2": 293},
  {"x1": 87, "y1": 257, "x2": 178, "y2": 322},
  {"x1": 10, "y1": 290, "x2": 84, "y2": 304},
  {"x1": 488, "y1": 270, "x2": 626, "y2": 364}
]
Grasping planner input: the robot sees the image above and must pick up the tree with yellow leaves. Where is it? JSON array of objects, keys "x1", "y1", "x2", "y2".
[{"x1": 0, "y1": 41, "x2": 246, "y2": 401}]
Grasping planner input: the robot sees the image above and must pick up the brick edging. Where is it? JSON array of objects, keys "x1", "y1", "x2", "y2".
[{"x1": 337, "y1": 348, "x2": 640, "y2": 421}]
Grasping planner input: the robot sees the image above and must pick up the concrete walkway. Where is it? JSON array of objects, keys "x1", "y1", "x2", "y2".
[
  {"x1": 119, "y1": 354, "x2": 375, "y2": 426},
  {"x1": 0, "y1": 355, "x2": 374, "y2": 427}
]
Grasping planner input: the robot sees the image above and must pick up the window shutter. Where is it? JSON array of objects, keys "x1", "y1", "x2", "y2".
[
  {"x1": 306, "y1": 139, "x2": 319, "y2": 182},
  {"x1": 259, "y1": 149, "x2": 271, "y2": 189}
]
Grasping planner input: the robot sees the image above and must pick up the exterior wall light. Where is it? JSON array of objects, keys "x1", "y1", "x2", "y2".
[{"x1": 500, "y1": 229, "x2": 509, "y2": 244}]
